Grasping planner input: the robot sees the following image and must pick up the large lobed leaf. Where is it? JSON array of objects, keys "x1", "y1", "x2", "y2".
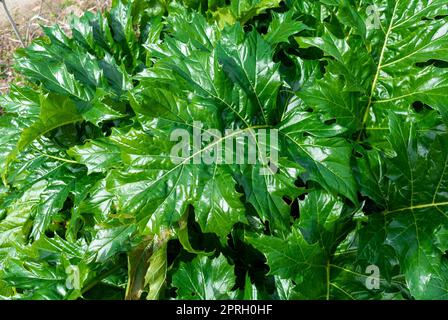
[{"x1": 0, "y1": 0, "x2": 447, "y2": 301}]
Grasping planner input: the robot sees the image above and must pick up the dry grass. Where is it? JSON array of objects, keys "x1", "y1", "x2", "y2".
[{"x1": 0, "y1": 0, "x2": 111, "y2": 93}]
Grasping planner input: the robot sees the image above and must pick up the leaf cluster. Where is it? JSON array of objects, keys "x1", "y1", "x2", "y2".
[{"x1": 0, "y1": 0, "x2": 447, "y2": 300}]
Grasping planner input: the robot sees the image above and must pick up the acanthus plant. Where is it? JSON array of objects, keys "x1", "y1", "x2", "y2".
[{"x1": 0, "y1": 0, "x2": 447, "y2": 300}]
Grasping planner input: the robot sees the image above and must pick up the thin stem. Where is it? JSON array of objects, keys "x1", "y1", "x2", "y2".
[
  {"x1": 31, "y1": 147, "x2": 80, "y2": 164},
  {"x1": 81, "y1": 264, "x2": 122, "y2": 295},
  {"x1": 41, "y1": 153, "x2": 80, "y2": 164},
  {"x1": 0, "y1": 0, "x2": 25, "y2": 47}
]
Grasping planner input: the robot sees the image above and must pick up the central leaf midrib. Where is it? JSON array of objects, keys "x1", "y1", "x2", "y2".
[
  {"x1": 110, "y1": 125, "x2": 271, "y2": 197},
  {"x1": 359, "y1": 1, "x2": 400, "y2": 138},
  {"x1": 383, "y1": 201, "x2": 448, "y2": 215}
]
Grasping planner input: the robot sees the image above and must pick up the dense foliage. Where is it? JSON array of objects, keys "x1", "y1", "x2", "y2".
[{"x1": 0, "y1": 0, "x2": 447, "y2": 300}]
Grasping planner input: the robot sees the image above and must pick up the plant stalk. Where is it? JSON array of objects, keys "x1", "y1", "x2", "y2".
[{"x1": 0, "y1": 0, "x2": 25, "y2": 47}]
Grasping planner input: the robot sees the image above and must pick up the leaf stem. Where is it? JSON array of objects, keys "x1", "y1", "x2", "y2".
[
  {"x1": 30, "y1": 146, "x2": 80, "y2": 164},
  {"x1": 383, "y1": 201, "x2": 448, "y2": 215},
  {"x1": 41, "y1": 153, "x2": 80, "y2": 164},
  {"x1": 81, "y1": 264, "x2": 123, "y2": 296}
]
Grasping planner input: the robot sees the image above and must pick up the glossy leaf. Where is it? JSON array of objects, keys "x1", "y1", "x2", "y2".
[
  {"x1": 172, "y1": 254, "x2": 236, "y2": 299},
  {"x1": 1, "y1": 0, "x2": 447, "y2": 301}
]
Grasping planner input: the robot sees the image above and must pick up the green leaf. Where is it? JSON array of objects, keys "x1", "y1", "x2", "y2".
[
  {"x1": 0, "y1": 235, "x2": 90, "y2": 300},
  {"x1": 1, "y1": 259, "x2": 69, "y2": 300},
  {"x1": 217, "y1": 27, "x2": 282, "y2": 124},
  {"x1": 68, "y1": 139, "x2": 121, "y2": 174},
  {"x1": 359, "y1": 0, "x2": 448, "y2": 134},
  {"x1": 1, "y1": 0, "x2": 447, "y2": 301},
  {"x1": 379, "y1": 114, "x2": 448, "y2": 299},
  {"x1": 274, "y1": 276, "x2": 299, "y2": 300},
  {"x1": 88, "y1": 224, "x2": 136, "y2": 262},
  {"x1": 177, "y1": 209, "x2": 215, "y2": 255},
  {"x1": 17, "y1": 94, "x2": 83, "y2": 153},
  {"x1": 172, "y1": 254, "x2": 236, "y2": 299},
  {"x1": 194, "y1": 166, "x2": 247, "y2": 239},
  {"x1": 237, "y1": 273, "x2": 271, "y2": 299},
  {"x1": 125, "y1": 233, "x2": 170, "y2": 300},
  {"x1": 1, "y1": 166, "x2": 78, "y2": 242},
  {"x1": 265, "y1": 12, "x2": 310, "y2": 45},
  {"x1": 212, "y1": 0, "x2": 282, "y2": 27},
  {"x1": 248, "y1": 229, "x2": 329, "y2": 298},
  {"x1": 296, "y1": 190, "x2": 355, "y2": 250},
  {"x1": 281, "y1": 133, "x2": 358, "y2": 204},
  {"x1": 144, "y1": 239, "x2": 168, "y2": 300}
]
